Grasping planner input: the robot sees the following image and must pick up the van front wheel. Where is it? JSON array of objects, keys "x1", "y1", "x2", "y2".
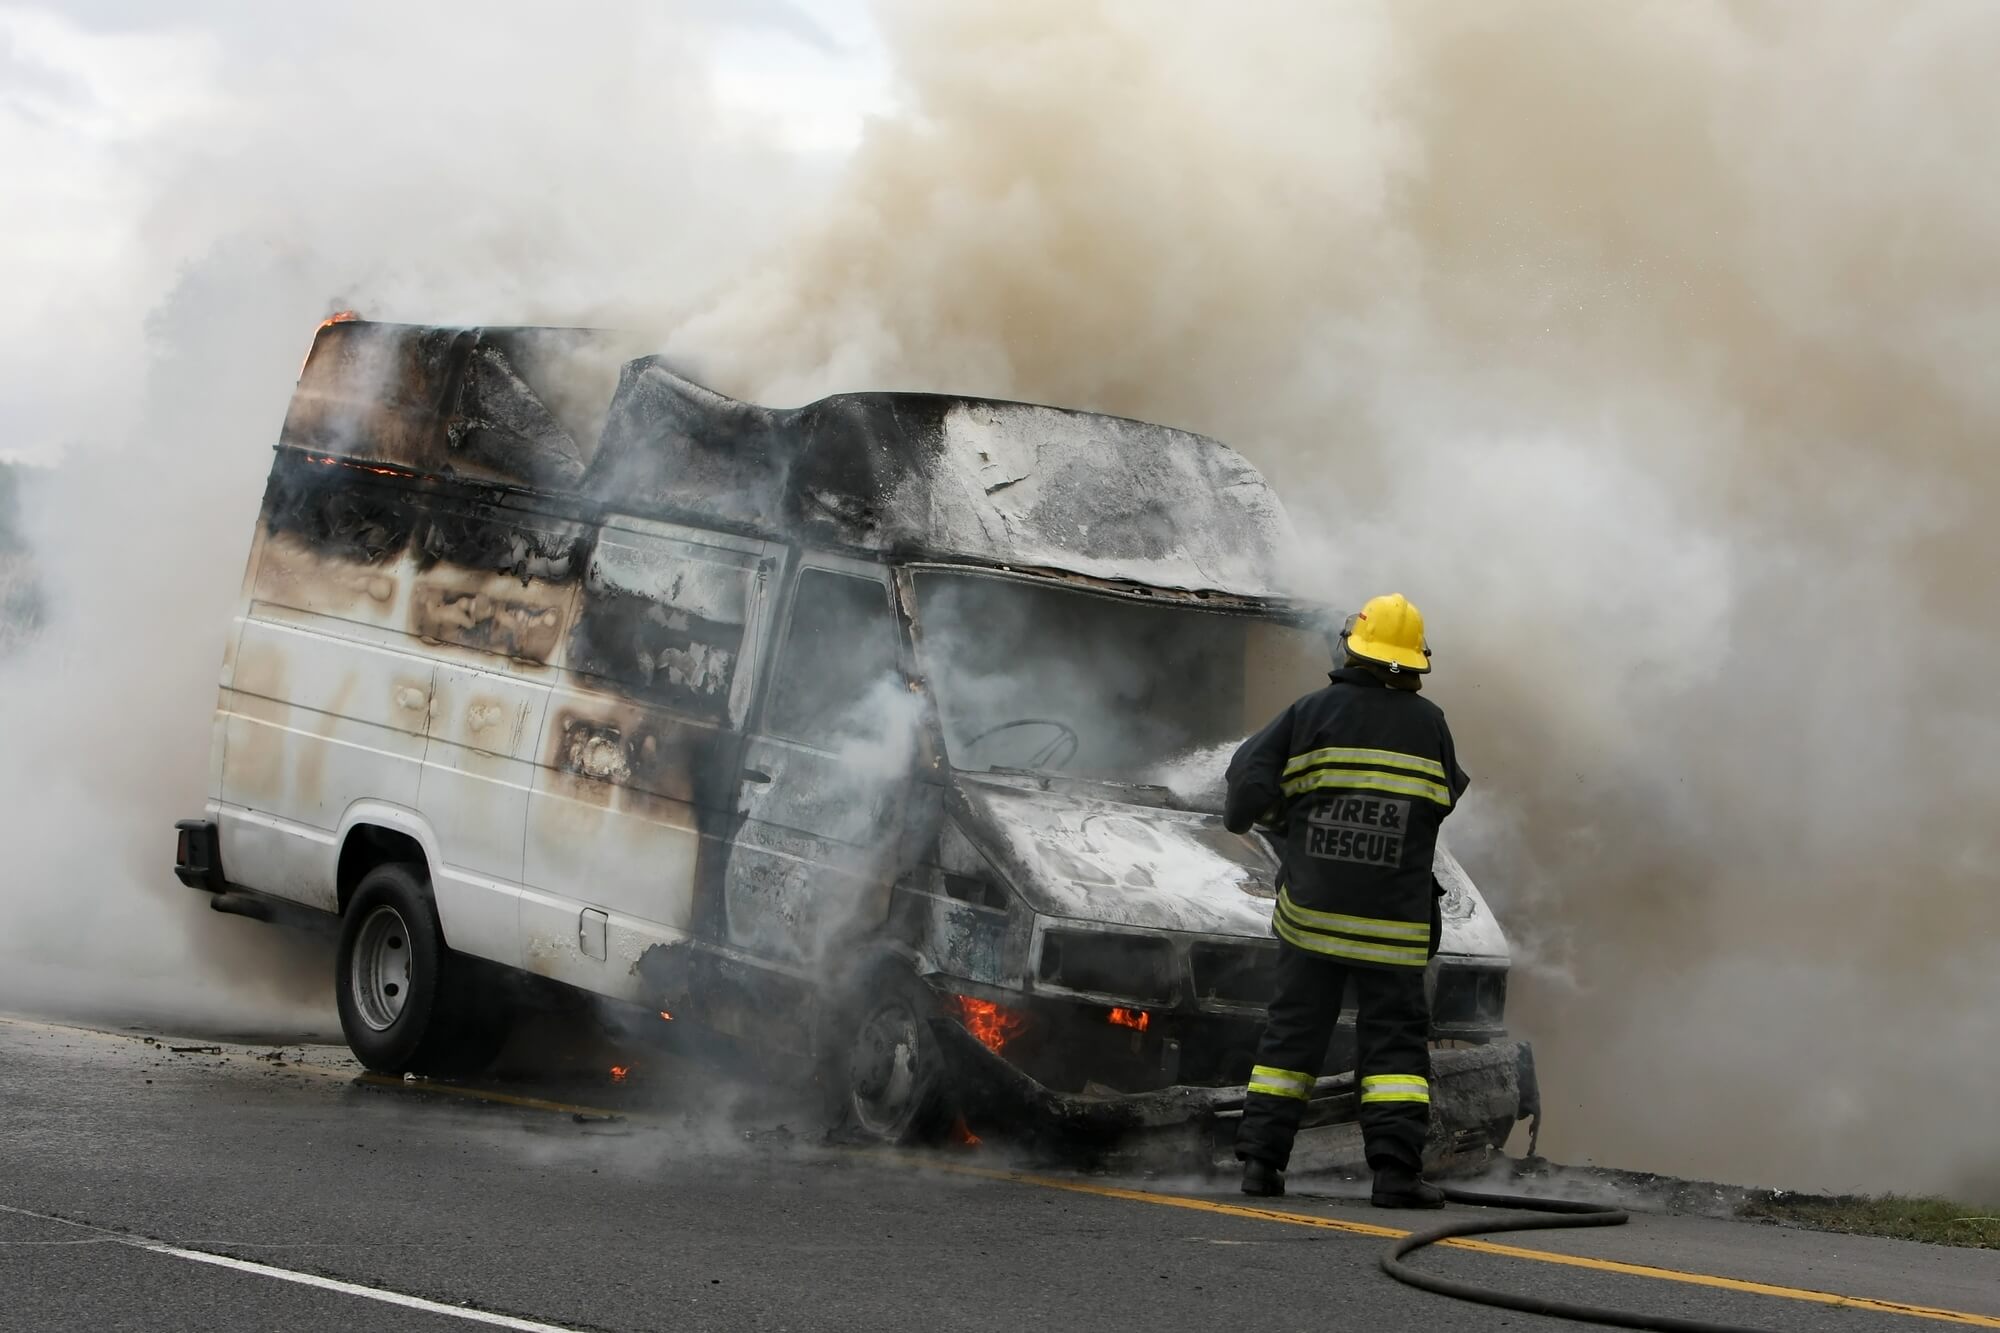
[
  {"x1": 828, "y1": 972, "x2": 951, "y2": 1145},
  {"x1": 336, "y1": 863, "x2": 507, "y2": 1076}
]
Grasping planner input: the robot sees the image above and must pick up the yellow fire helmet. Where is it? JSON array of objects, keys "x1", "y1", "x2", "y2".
[{"x1": 1341, "y1": 593, "x2": 1432, "y2": 674}]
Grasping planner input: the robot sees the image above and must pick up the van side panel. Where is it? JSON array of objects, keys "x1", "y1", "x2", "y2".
[
  {"x1": 214, "y1": 435, "x2": 789, "y2": 1001},
  {"x1": 402, "y1": 499, "x2": 580, "y2": 966},
  {"x1": 518, "y1": 519, "x2": 782, "y2": 997},
  {"x1": 422, "y1": 662, "x2": 546, "y2": 966},
  {"x1": 217, "y1": 469, "x2": 434, "y2": 910},
  {"x1": 220, "y1": 614, "x2": 433, "y2": 909},
  {"x1": 215, "y1": 457, "x2": 566, "y2": 967}
]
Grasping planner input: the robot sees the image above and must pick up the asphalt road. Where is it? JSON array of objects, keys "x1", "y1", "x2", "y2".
[{"x1": 3, "y1": 1012, "x2": 1995, "y2": 1333}]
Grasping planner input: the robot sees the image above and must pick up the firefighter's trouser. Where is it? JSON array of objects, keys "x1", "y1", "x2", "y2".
[{"x1": 1235, "y1": 940, "x2": 1432, "y2": 1172}]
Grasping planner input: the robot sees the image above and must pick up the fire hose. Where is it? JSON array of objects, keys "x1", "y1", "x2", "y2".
[{"x1": 1382, "y1": 1186, "x2": 1778, "y2": 1333}]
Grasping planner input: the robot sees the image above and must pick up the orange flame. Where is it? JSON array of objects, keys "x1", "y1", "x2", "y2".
[
  {"x1": 300, "y1": 311, "x2": 360, "y2": 375},
  {"x1": 1108, "y1": 1007, "x2": 1150, "y2": 1032},
  {"x1": 659, "y1": 1010, "x2": 674, "y2": 1022},
  {"x1": 609, "y1": 1065, "x2": 630, "y2": 1082},
  {"x1": 950, "y1": 1114, "x2": 982, "y2": 1147},
  {"x1": 301, "y1": 452, "x2": 409, "y2": 479},
  {"x1": 950, "y1": 995, "x2": 1026, "y2": 1053}
]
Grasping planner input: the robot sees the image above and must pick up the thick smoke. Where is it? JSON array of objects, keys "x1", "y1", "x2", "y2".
[
  {"x1": 670, "y1": 1, "x2": 2000, "y2": 1197},
  {"x1": 7, "y1": 1, "x2": 1995, "y2": 1196},
  {"x1": 0, "y1": 2, "x2": 824, "y2": 1030}
]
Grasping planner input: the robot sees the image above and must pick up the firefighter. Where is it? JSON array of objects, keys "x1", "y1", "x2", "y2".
[{"x1": 1225, "y1": 593, "x2": 1468, "y2": 1207}]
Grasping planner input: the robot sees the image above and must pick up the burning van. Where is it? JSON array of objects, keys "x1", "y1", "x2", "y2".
[{"x1": 174, "y1": 320, "x2": 1536, "y2": 1169}]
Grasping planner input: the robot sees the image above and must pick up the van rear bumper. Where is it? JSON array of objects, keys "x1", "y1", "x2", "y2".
[
  {"x1": 172, "y1": 817, "x2": 336, "y2": 934},
  {"x1": 173, "y1": 819, "x2": 226, "y2": 892}
]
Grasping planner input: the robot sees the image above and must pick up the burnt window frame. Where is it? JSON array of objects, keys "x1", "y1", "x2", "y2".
[
  {"x1": 562, "y1": 516, "x2": 781, "y2": 730},
  {"x1": 761, "y1": 563, "x2": 903, "y2": 752},
  {"x1": 405, "y1": 495, "x2": 583, "y2": 665}
]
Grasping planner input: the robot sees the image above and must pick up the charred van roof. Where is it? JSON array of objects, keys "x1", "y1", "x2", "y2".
[{"x1": 280, "y1": 319, "x2": 1297, "y2": 597}]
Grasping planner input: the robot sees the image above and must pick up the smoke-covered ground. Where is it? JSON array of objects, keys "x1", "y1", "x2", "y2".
[{"x1": 3, "y1": 2, "x2": 1994, "y2": 1197}]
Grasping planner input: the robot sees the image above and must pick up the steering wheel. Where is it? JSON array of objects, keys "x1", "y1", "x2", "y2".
[{"x1": 966, "y1": 718, "x2": 1081, "y2": 771}]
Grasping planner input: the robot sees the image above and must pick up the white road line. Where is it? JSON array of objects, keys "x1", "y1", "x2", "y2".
[
  {"x1": 133, "y1": 1241, "x2": 591, "y2": 1332},
  {"x1": 1, "y1": 1207, "x2": 585, "y2": 1333}
]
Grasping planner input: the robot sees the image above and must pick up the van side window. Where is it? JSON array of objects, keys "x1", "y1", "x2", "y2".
[
  {"x1": 567, "y1": 532, "x2": 764, "y2": 725},
  {"x1": 767, "y1": 570, "x2": 899, "y2": 748}
]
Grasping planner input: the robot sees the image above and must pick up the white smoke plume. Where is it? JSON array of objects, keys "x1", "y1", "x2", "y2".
[
  {"x1": 672, "y1": 0, "x2": 2000, "y2": 1199},
  {"x1": 6, "y1": 1, "x2": 1996, "y2": 1197}
]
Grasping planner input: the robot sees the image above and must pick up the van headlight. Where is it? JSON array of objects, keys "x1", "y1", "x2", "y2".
[{"x1": 1035, "y1": 928, "x2": 1177, "y2": 1005}]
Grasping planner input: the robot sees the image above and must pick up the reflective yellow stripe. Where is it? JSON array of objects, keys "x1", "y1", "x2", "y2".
[
  {"x1": 1273, "y1": 914, "x2": 1430, "y2": 967},
  {"x1": 1277, "y1": 889, "x2": 1429, "y2": 942},
  {"x1": 1253, "y1": 1065, "x2": 1316, "y2": 1090},
  {"x1": 1361, "y1": 1073, "x2": 1431, "y2": 1104},
  {"x1": 1281, "y1": 768, "x2": 1451, "y2": 807},
  {"x1": 1284, "y1": 746, "x2": 1446, "y2": 780},
  {"x1": 1246, "y1": 1065, "x2": 1316, "y2": 1101}
]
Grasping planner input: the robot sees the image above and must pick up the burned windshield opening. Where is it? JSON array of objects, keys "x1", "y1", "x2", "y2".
[{"x1": 911, "y1": 571, "x2": 1327, "y2": 791}]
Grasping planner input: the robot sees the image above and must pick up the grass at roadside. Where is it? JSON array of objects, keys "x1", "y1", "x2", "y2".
[{"x1": 1740, "y1": 1194, "x2": 2000, "y2": 1249}]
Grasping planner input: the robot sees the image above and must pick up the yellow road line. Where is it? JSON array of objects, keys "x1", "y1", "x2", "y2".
[{"x1": 922, "y1": 1162, "x2": 2000, "y2": 1329}]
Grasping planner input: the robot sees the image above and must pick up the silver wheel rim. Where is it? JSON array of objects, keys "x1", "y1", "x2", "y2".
[
  {"x1": 847, "y1": 1000, "x2": 926, "y2": 1140},
  {"x1": 350, "y1": 905, "x2": 413, "y2": 1032}
]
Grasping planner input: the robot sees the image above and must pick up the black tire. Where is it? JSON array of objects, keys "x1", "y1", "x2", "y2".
[
  {"x1": 821, "y1": 968, "x2": 953, "y2": 1145},
  {"x1": 335, "y1": 862, "x2": 511, "y2": 1076},
  {"x1": 435, "y1": 956, "x2": 516, "y2": 1076}
]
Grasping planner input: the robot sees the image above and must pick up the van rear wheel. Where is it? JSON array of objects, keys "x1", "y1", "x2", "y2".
[{"x1": 335, "y1": 863, "x2": 510, "y2": 1076}]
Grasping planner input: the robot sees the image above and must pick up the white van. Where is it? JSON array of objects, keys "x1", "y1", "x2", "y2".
[{"x1": 174, "y1": 320, "x2": 1535, "y2": 1157}]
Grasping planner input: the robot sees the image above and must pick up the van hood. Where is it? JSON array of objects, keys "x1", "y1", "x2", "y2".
[
  {"x1": 949, "y1": 774, "x2": 1281, "y2": 937},
  {"x1": 947, "y1": 772, "x2": 1512, "y2": 959}
]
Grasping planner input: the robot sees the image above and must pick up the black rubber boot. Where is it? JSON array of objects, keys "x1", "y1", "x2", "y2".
[
  {"x1": 1239, "y1": 1159, "x2": 1285, "y2": 1198},
  {"x1": 1370, "y1": 1165, "x2": 1445, "y2": 1209}
]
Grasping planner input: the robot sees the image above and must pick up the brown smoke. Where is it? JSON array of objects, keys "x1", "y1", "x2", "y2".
[{"x1": 674, "y1": 0, "x2": 2000, "y2": 1196}]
